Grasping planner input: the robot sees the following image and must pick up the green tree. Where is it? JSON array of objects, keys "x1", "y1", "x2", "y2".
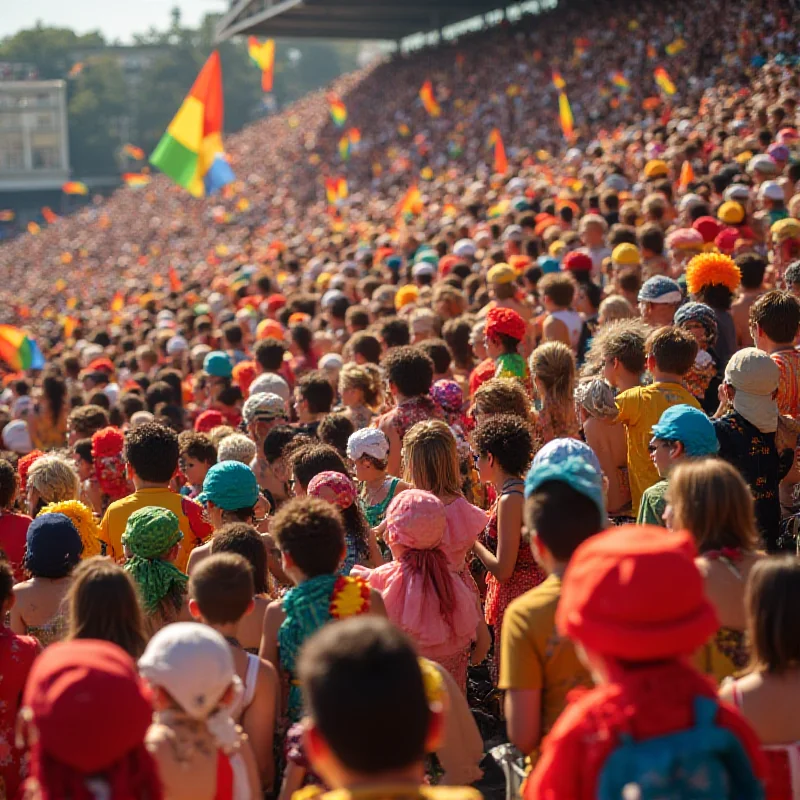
[{"x1": 0, "y1": 25, "x2": 105, "y2": 79}]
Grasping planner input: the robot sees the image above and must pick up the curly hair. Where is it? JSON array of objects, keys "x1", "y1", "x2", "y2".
[
  {"x1": 339, "y1": 363, "x2": 382, "y2": 407},
  {"x1": 581, "y1": 318, "x2": 651, "y2": 379},
  {"x1": 381, "y1": 346, "x2": 435, "y2": 398},
  {"x1": 27, "y1": 455, "x2": 80, "y2": 507},
  {"x1": 472, "y1": 414, "x2": 534, "y2": 477},
  {"x1": 123, "y1": 422, "x2": 179, "y2": 484},
  {"x1": 471, "y1": 378, "x2": 531, "y2": 423}
]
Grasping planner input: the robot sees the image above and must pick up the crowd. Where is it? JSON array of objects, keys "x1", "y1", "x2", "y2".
[{"x1": 1, "y1": 0, "x2": 800, "y2": 796}]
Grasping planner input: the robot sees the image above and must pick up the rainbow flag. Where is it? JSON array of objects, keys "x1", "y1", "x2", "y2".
[
  {"x1": 338, "y1": 136, "x2": 351, "y2": 161},
  {"x1": 325, "y1": 178, "x2": 338, "y2": 205},
  {"x1": 0, "y1": 326, "x2": 45, "y2": 371},
  {"x1": 248, "y1": 37, "x2": 275, "y2": 92},
  {"x1": 123, "y1": 144, "x2": 145, "y2": 160},
  {"x1": 328, "y1": 94, "x2": 347, "y2": 127},
  {"x1": 62, "y1": 181, "x2": 88, "y2": 195},
  {"x1": 348, "y1": 127, "x2": 361, "y2": 146},
  {"x1": 150, "y1": 51, "x2": 234, "y2": 198},
  {"x1": 399, "y1": 185, "x2": 423, "y2": 217},
  {"x1": 419, "y1": 81, "x2": 441, "y2": 117},
  {"x1": 552, "y1": 70, "x2": 566, "y2": 90},
  {"x1": 558, "y1": 92, "x2": 574, "y2": 140},
  {"x1": 654, "y1": 67, "x2": 676, "y2": 96},
  {"x1": 122, "y1": 173, "x2": 151, "y2": 188},
  {"x1": 336, "y1": 178, "x2": 348, "y2": 199},
  {"x1": 488, "y1": 129, "x2": 508, "y2": 174},
  {"x1": 611, "y1": 72, "x2": 630, "y2": 91}
]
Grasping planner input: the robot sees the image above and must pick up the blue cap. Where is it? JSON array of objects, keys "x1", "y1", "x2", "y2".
[
  {"x1": 638, "y1": 275, "x2": 682, "y2": 304},
  {"x1": 198, "y1": 461, "x2": 259, "y2": 510},
  {"x1": 537, "y1": 256, "x2": 561, "y2": 274},
  {"x1": 525, "y1": 456, "x2": 605, "y2": 517},
  {"x1": 651, "y1": 404, "x2": 719, "y2": 457},
  {"x1": 203, "y1": 350, "x2": 233, "y2": 378},
  {"x1": 532, "y1": 437, "x2": 602, "y2": 475}
]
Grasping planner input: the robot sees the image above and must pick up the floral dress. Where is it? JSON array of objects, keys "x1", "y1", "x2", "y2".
[
  {"x1": 378, "y1": 395, "x2": 444, "y2": 447},
  {"x1": 0, "y1": 627, "x2": 39, "y2": 798},
  {"x1": 531, "y1": 403, "x2": 580, "y2": 456},
  {"x1": 481, "y1": 480, "x2": 547, "y2": 680}
]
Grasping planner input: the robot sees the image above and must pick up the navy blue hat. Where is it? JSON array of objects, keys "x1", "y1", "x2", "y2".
[{"x1": 25, "y1": 513, "x2": 83, "y2": 579}]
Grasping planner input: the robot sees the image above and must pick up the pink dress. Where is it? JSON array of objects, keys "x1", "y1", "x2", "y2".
[{"x1": 441, "y1": 496, "x2": 488, "y2": 597}]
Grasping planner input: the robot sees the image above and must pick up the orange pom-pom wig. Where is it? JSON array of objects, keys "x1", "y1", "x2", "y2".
[{"x1": 685, "y1": 253, "x2": 742, "y2": 296}]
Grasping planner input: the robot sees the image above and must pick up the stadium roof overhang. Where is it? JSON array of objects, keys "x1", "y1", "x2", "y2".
[{"x1": 215, "y1": 0, "x2": 516, "y2": 41}]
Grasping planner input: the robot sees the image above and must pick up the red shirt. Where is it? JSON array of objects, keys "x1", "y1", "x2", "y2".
[
  {"x1": 0, "y1": 511, "x2": 30, "y2": 582},
  {"x1": 525, "y1": 659, "x2": 766, "y2": 799}
]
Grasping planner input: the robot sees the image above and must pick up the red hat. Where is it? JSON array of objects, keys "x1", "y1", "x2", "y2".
[
  {"x1": 509, "y1": 254, "x2": 533, "y2": 272},
  {"x1": 86, "y1": 357, "x2": 115, "y2": 375},
  {"x1": 232, "y1": 360, "x2": 257, "y2": 396},
  {"x1": 556, "y1": 526, "x2": 718, "y2": 661},
  {"x1": 563, "y1": 251, "x2": 593, "y2": 272},
  {"x1": 17, "y1": 450, "x2": 44, "y2": 494},
  {"x1": 266, "y1": 294, "x2": 286, "y2": 312},
  {"x1": 194, "y1": 409, "x2": 225, "y2": 433},
  {"x1": 23, "y1": 640, "x2": 155, "y2": 775},
  {"x1": 469, "y1": 359, "x2": 498, "y2": 396},
  {"x1": 485, "y1": 306, "x2": 526, "y2": 341},
  {"x1": 714, "y1": 227, "x2": 739, "y2": 255},
  {"x1": 91, "y1": 427, "x2": 129, "y2": 501},
  {"x1": 438, "y1": 255, "x2": 459, "y2": 276},
  {"x1": 692, "y1": 216, "x2": 722, "y2": 244}
]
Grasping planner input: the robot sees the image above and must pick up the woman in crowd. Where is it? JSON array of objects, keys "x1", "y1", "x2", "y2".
[
  {"x1": 336, "y1": 362, "x2": 382, "y2": 430},
  {"x1": 528, "y1": 341, "x2": 579, "y2": 454},
  {"x1": 30, "y1": 373, "x2": 68, "y2": 451}
]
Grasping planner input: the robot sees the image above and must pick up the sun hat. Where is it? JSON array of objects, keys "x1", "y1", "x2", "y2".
[
  {"x1": 723, "y1": 184, "x2": 751, "y2": 202},
  {"x1": 199, "y1": 461, "x2": 259, "y2": 510},
  {"x1": 347, "y1": 428, "x2": 390, "y2": 462},
  {"x1": 724, "y1": 347, "x2": 780, "y2": 433},
  {"x1": 139, "y1": 623, "x2": 240, "y2": 724},
  {"x1": 531, "y1": 437, "x2": 602, "y2": 474},
  {"x1": 678, "y1": 193, "x2": 704, "y2": 212},
  {"x1": 385, "y1": 489, "x2": 446, "y2": 550},
  {"x1": 537, "y1": 255, "x2": 561, "y2": 274},
  {"x1": 643, "y1": 159, "x2": 669, "y2": 179},
  {"x1": 638, "y1": 275, "x2": 682, "y2": 304},
  {"x1": 412, "y1": 262, "x2": 436, "y2": 279},
  {"x1": 249, "y1": 372, "x2": 290, "y2": 403},
  {"x1": 771, "y1": 217, "x2": 800, "y2": 243},
  {"x1": 692, "y1": 216, "x2": 722, "y2": 244},
  {"x1": 651, "y1": 404, "x2": 719, "y2": 456},
  {"x1": 23, "y1": 640, "x2": 156, "y2": 777},
  {"x1": 122, "y1": 507, "x2": 186, "y2": 614},
  {"x1": 307, "y1": 470, "x2": 357, "y2": 510},
  {"x1": 194, "y1": 409, "x2": 225, "y2": 433},
  {"x1": 203, "y1": 351, "x2": 233, "y2": 379},
  {"x1": 166, "y1": 335, "x2": 188, "y2": 355},
  {"x1": 242, "y1": 392, "x2": 286, "y2": 426},
  {"x1": 665, "y1": 227, "x2": 705, "y2": 251},
  {"x1": 747, "y1": 154, "x2": 779, "y2": 176},
  {"x1": 453, "y1": 239, "x2": 477, "y2": 258},
  {"x1": 37, "y1": 499, "x2": 102, "y2": 559},
  {"x1": 524, "y1": 455, "x2": 605, "y2": 517},
  {"x1": 556, "y1": 527, "x2": 718, "y2": 661},
  {"x1": 487, "y1": 263, "x2": 517, "y2": 284},
  {"x1": 485, "y1": 306, "x2": 526, "y2": 341}
]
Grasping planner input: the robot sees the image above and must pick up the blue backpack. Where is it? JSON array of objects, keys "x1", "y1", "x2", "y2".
[{"x1": 596, "y1": 696, "x2": 764, "y2": 800}]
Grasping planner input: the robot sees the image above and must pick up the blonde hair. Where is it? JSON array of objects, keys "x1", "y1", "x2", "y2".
[
  {"x1": 666, "y1": 459, "x2": 759, "y2": 553},
  {"x1": 27, "y1": 455, "x2": 80, "y2": 505},
  {"x1": 339, "y1": 363, "x2": 382, "y2": 408},
  {"x1": 598, "y1": 294, "x2": 635, "y2": 325},
  {"x1": 402, "y1": 420, "x2": 461, "y2": 498},
  {"x1": 529, "y1": 341, "x2": 575, "y2": 408}
]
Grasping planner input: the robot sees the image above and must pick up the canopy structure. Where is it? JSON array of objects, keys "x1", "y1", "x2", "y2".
[{"x1": 215, "y1": 0, "x2": 522, "y2": 41}]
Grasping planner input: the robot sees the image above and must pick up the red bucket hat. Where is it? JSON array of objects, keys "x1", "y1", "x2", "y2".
[{"x1": 556, "y1": 526, "x2": 718, "y2": 661}]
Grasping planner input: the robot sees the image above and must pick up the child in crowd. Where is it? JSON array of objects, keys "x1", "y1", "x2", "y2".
[
  {"x1": 529, "y1": 341, "x2": 580, "y2": 451},
  {"x1": 73, "y1": 437, "x2": 104, "y2": 514},
  {"x1": 720, "y1": 557, "x2": 800, "y2": 799},
  {"x1": 665, "y1": 459, "x2": 764, "y2": 683},
  {"x1": 525, "y1": 525, "x2": 766, "y2": 799},
  {"x1": 615, "y1": 325, "x2": 700, "y2": 512},
  {"x1": 0, "y1": 457, "x2": 30, "y2": 581},
  {"x1": 140, "y1": 623, "x2": 261, "y2": 799},
  {"x1": 501, "y1": 456, "x2": 603, "y2": 768},
  {"x1": 122, "y1": 506, "x2": 189, "y2": 636},
  {"x1": 189, "y1": 553, "x2": 278, "y2": 788},
  {"x1": 91, "y1": 426, "x2": 133, "y2": 515},
  {"x1": 484, "y1": 306, "x2": 530, "y2": 389},
  {"x1": 749, "y1": 289, "x2": 800, "y2": 419},
  {"x1": 347, "y1": 428, "x2": 409, "y2": 529},
  {"x1": 20, "y1": 640, "x2": 161, "y2": 800},
  {"x1": 539, "y1": 272, "x2": 583, "y2": 351},
  {"x1": 307, "y1": 471, "x2": 383, "y2": 573},
  {"x1": 472, "y1": 415, "x2": 544, "y2": 680},
  {"x1": 673, "y1": 302, "x2": 723, "y2": 414},
  {"x1": 65, "y1": 556, "x2": 148, "y2": 659},
  {"x1": 177, "y1": 430, "x2": 217, "y2": 498},
  {"x1": 0, "y1": 559, "x2": 39, "y2": 799},
  {"x1": 11, "y1": 513, "x2": 83, "y2": 647},
  {"x1": 38, "y1": 497, "x2": 103, "y2": 559},
  {"x1": 289, "y1": 443, "x2": 348, "y2": 497},
  {"x1": 210, "y1": 522, "x2": 274, "y2": 650},
  {"x1": 355, "y1": 490, "x2": 487, "y2": 693},
  {"x1": 99, "y1": 422, "x2": 211, "y2": 571},
  {"x1": 296, "y1": 616, "x2": 483, "y2": 800},
  {"x1": 637, "y1": 404, "x2": 719, "y2": 527},
  {"x1": 260, "y1": 497, "x2": 383, "y2": 723}
]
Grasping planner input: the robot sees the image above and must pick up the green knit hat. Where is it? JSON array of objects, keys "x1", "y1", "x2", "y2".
[{"x1": 122, "y1": 507, "x2": 187, "y2": 614}]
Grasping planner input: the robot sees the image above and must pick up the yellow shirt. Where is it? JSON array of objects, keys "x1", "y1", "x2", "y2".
[
  {"x1": 498, "y1": 574, "x2": 591, "y2": 762},
  {"x1": 615, "y1": 381, "x2": 700, "y2": 510},
  {"x1": 98, "y1": 487, "x2": 209, "y2": 572}
]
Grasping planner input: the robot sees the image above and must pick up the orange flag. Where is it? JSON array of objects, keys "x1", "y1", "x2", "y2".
[
  {"x1": 488, "y1": 129, "x2": 508, "y2": 174},
  {"x1": 679, "y1": 160, "x2": 695, "y2": 189},
  {"x1": 41, "y1": 207, "x2": 58, "y2": 225},
  {"x1": 110, "y1": 291, "x2": 125, "y2": 312},
  {"x1": 419, "y1": 81, "x2": 441, "y2": 117},
  {"x1": 168, "y1": 266, "x2": 183, "y2": 292},
  {"x1": 398, "y1": 185, "x2": 423, "y2": 217}
]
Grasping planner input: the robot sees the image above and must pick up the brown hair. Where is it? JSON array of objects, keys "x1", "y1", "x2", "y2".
[
  {"x1": 582, "y1": 318, "x2": 650, "y2": 378},
  {"x1": 188, "y1": 553, "x2": 255, "y2": 625},
  {"x1": 646, "y1": 325, "x2": 698, "y2": 376},
  {"x1": 403, "y1": 420, "x2": 461, "y2": 498},
  {"x1": 66, "y1": 557, "x2": 147, "y2": 660},
  {"x1": 339, "y1": 363, "x2": 382, "y2": 408},
  {"x1": 538, "y1": 273, "x2": 576, "y2": 308},
  {"x1": 666, "y1": 459, "x2": 759, "y2": 553},
  {"x1": 529, "y1": 341, "x2": 575, "y2": 408},
  {"x1": 746, "y1": 556, "x2": 800, "y2": 674},
  {"x1": 178, "y1": 431, "x2": 217, "y2": 465},
  {"x1": 472, "y1": 378, "x2": 531, "y2": 423},
  {"x1": 749, "y1": 290, "x2": 800, "y2": 344}
]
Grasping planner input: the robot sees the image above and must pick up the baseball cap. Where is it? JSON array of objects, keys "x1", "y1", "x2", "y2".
[
  {"x1": 249, "y1": 373, "x2": 290, "y2": 403},
  {"x1": 198, "y1": 461, "x2": 259, "y2": 510},
  {"x1": 747, "y1": 154, "x2": 779, "y2": 176},
  {"x1": 203, "y1": 351, "x2": 233, "y2": 379},
  {"x1": 651, "y1": 404, "x2": 719, "y2": 457},
  {"x1": 242, "y1": 392, "x2": 286, "y2": 425},
  {"x1": 525, "y1": 455, "x2": 605, "y2": 518},
  {"x1": 487, "y1": 263, "x2": 517, "y2": 285}
]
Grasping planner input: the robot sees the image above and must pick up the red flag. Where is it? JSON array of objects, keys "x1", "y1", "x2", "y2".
[
  {"x1": 168, "y1": 266, "x2": 183, "y2": 292},
  {"x1": 41, "y1": 207, "x2": 58, "y2": 225}
]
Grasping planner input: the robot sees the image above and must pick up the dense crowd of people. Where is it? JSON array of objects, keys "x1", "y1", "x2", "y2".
[{"x1": 1, "y1": 0, "x2": 800, "y2": 796}]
